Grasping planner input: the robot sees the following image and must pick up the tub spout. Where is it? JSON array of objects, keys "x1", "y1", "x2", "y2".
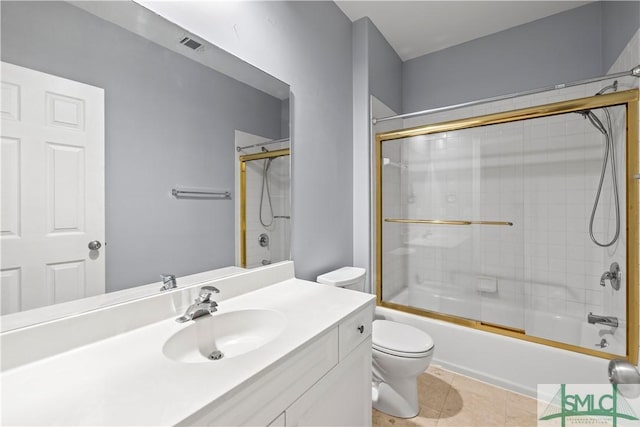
[{"x1": 588, "y1": 312, "x2": 618, "y2": 328}]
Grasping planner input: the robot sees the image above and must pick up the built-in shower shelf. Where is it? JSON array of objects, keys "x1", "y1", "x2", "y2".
[
  {"x1": 403, "y1": 234, "x2": 468, "y2": 249},
  {"x1": 401, "y1": 227, "x2": 470, "y2": 249},
  {"x1": 387, "y1": 248, "x2": 416, "y2": 256}
]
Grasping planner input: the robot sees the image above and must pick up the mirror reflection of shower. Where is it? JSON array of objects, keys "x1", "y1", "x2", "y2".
[
  {"x1": 260, "y1": 148, "x2": 275, "y2": 228},
  {"x1": 236, "y1": 132, "x2": 291, "y2": 268}
]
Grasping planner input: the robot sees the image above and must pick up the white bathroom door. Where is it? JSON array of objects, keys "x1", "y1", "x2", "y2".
[{"x1": 1, "y1": 61, "x2": 105, "y2": 314}]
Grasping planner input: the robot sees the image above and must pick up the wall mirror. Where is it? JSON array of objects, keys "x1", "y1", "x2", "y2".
[{"x1": 0, "y1": 0, "x2": 291, "y2": 331}]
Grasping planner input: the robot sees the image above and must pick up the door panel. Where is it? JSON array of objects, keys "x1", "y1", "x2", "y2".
[{"x1": 0, "y1": 62, "x2": 105, "y2": 314}]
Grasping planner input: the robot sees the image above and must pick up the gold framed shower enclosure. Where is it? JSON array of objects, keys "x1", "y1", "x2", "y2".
[
  {"x1": 375, "y1": 89, "x2": 639, "y2": 364},
  {"x1": 239, "y1": 148, "x2": 290, "y2": 268}
]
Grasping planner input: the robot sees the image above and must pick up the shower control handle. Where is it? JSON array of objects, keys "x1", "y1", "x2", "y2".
[
  {"x1": 258, "y1": 233, "x2": 269, "y2": 248},
  {"x1": 600, "y1": 262, "x2": 621, "y2": 290},
  {"x1": 357, "y1": 325, "x2": 364, "y2": 334}
]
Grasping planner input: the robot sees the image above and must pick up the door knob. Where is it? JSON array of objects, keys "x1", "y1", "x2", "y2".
[{"x1": 88, "y1": 240, "x2": 102, "y2": 250}]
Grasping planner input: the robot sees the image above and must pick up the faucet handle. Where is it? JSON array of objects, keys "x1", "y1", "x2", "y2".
[
  {"x1": 600, "y1": 262, "x2": 621, "y2": 290},
  {"x1": 161, "y1": 274, "x2": 176, "y2": 284},
  {"x1": 159, "y1": 274, "x2": 177, "y2": 291},
  {"x1": 198, "y1": 285, "x2": 220, "y2": 302}
]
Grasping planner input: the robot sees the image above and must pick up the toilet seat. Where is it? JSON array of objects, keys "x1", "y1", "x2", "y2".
[{"x1": 372, "y1": 320, "x2": 434, "y2": 358}]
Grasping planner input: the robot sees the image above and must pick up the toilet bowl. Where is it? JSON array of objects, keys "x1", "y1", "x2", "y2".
[
  {"x1": 317, "y1": 267, "x2": 436, "y2": 419},
  {"x1": 372, "y1": 320, "x2": 434, "y2": 417}
]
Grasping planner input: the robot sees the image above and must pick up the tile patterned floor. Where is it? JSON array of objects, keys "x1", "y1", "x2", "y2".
[{"x1": 372, "y1": 366, "x2": 538, "y2": 427}]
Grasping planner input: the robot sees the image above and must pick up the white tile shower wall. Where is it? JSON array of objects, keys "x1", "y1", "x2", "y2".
[
  {"x1": 400, "y1": 111, "x2": 623, "y2": 328},
  {"x1": 245, "y1": 161, "x2": 270, "y2": 267},
  {"x1": 381, "y1": 141, "x2": 407, "y2": 300},
  {"x1": 397, "y1": 30, "x2": 638, "y2": 337},
  {"x1": 269, "y1": 155, "x2": 291, "y2": 262},
  {"x1": 397, "y1": 124, "x2": 526, "y2": 327}
]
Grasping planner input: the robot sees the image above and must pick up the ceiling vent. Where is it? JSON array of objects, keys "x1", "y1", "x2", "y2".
[{"x1": 179, "y1": 36, "x2": 203, "y2": 51}]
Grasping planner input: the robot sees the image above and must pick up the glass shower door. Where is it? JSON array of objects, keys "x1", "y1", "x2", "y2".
[
  {"x1": 377, "y1": 90, "x2": 638, "y2": 363},
  {"x1": 380, "y1": 123, "x2": 526, "y2": 331}
]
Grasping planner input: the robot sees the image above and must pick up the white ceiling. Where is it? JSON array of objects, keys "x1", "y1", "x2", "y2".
[{"x1": 335, "y1": 1, "x2": 592, "y2": 61}]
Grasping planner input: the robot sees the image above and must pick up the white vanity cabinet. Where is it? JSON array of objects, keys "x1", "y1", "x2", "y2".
[
  {"x1": 183, "y1": 303, "x2": 374, "y2": 427},
  {"x1": 285, "y1": 338, "x2": 372, "y2": 426},
  {"x1": 1, "y1": 263, "x2": 376, "y2": 427},
  {"x1": 284, "y1": 304, "x2": 373, "y2": 426}
]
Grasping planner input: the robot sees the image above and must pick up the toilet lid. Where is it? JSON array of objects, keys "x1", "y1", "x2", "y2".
[{"x1": 372, "y1": 320, "x2": 434, "y2": 357}]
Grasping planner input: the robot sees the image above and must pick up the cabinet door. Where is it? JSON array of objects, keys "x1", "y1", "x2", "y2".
[{"x1": 286, "y1": 337, "x2": 372, "y2": 427}]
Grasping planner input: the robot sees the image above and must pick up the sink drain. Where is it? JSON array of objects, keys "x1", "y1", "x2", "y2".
[{"x1": 208, "y1": 350, "x2": 224, "y2": 360}]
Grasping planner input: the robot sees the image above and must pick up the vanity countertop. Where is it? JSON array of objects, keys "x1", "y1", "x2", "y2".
[{"x1": 1, "y1": 278, "x2": 374, "y2": 426}]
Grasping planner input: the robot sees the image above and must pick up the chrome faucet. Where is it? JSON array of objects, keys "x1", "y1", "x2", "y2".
[
  {"x1": 176, "y1": 286, "x2": 220, "y2": 323},
  {"x1": 588, "y1": 312, "x2": 619, "y2": 328},
  {"x1": 160, "y1": 274, "x2": 177, "y2": 291}
]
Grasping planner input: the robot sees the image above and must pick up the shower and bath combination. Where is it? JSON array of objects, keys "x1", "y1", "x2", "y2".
[{"x1": 375, "y1": 72, "x2": 640, "y2": 366}]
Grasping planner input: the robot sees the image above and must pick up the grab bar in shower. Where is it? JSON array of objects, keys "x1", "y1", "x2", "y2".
[{"x1": 384, "y1": 218, "x2": 513, "y2": 226}]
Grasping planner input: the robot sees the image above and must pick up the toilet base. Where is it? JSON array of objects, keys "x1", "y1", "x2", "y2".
[{"x1": 372, "y1": 380, "x2": 419, "y2": 418}]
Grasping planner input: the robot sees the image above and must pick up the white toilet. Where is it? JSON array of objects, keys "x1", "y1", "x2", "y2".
[{"x1": 316, "y1": 267, "x2": 435, "y2": 418}]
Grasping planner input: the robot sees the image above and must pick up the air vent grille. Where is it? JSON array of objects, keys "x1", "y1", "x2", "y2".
[{"x1": 179, "y1": 37, "x2": 203, "y2": 51}]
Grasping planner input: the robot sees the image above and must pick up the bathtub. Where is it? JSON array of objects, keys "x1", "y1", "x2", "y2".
[
  {"x1": 382, "y1": 286, "x2": 621, "y2": 397},
  {"x1": 526, "y1": 310, "x2": 625, "y2": 355}
]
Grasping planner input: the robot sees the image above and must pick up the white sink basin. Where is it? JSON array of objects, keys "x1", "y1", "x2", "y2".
[{"x1": 163, "y1": 309, "x2": 286, "y2": 363}]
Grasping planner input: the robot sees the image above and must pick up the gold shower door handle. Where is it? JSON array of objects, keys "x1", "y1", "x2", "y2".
[{"x1": 384, "y1": 219, "x2": 513, "y2": 226}]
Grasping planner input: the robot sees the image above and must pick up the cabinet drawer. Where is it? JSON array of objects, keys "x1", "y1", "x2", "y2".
[{"x1": 338, "y1": 303, "x2": 373, "y2": 360}]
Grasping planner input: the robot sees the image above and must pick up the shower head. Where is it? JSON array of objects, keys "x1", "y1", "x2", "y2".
[{"x1": 578, "y1": 110, "x2": 608, "y2": 136}]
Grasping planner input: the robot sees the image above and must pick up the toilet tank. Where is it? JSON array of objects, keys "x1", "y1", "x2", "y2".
[{"x1": 316, "y1": 267, "x2": 366, "y2": 292}]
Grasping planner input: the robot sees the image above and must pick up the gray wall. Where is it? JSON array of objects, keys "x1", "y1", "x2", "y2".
[
  {"x1": 1, "y1": 1, "x2": 283, "y2": 291},
  {"x1": 366, "y1": 18, "x2": 403, "y2": 114},
  {"x1": 602, "y1": 1, "x2": 640, "y2": 71},
  {"x1": 352, "y1": 17, "x2": 402, "y2": 292},
  {"x1": 145, "y1": 1, "x2": 355, "y2": 280},
  {"x1": 403, "y1": 2, "x2": 605, "y2": 112},
  {"x1": 352, "y1": 19, "x2": 372, "y2": 292},
  {"x1": 281, "y1": 99, "x2": 291, "y2": 139}
]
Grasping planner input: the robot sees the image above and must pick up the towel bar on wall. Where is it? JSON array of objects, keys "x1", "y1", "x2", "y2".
[{"x1": 172, "y1": 188, "x2": 231, "y2": 199}]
